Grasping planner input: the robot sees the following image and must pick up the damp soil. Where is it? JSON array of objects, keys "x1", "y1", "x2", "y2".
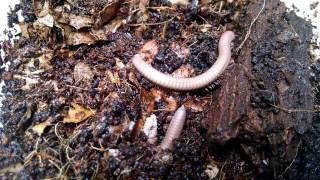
[{"x1": 0, "y1": 0, "x2": 319, "y2": 179}]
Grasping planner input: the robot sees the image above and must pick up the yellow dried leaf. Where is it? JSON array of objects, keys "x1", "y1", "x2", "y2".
[{"x1": 63, "y1": 103, "x2": 96, "y2": 123}]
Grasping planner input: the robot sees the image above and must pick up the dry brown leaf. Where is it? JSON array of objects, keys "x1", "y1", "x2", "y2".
[
  {"x1": 95, "y1": 0, "x2": 122, "y2": 27},
  {"x1": 32, "y1": 119, "x2": 51, "y2": 136},
  {"x1": 63, "y1": 103, "x2": 96, "y2": 123},
  {"x1": 66, "y1": 32, "x2": 96, "y2": 45},
  {"x1": 90, "y1": 28, "x2": 108, "y2": 41},
  {"x1": 105, "y1": 18, "x2": 124, "y2": 34},
  {"x1": 69, "y1": 14, "x2": 94, "y2": 30},
  {"x1": 74, "y1": 62, "x2": 94, "y2": 83}
]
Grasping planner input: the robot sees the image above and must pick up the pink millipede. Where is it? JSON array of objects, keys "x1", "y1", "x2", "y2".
[
  {"x1": 160, "y1": 105, "x2": 187, "y2": 150},
  {"x1": 132, "y1": 31, "x2": 235, "y2": 91}
]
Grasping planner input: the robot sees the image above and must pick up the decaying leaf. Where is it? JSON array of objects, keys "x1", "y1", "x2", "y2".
[
  {"x1": 104, "y1": 18, "x2": 124, "y2": 34},
  {"x1": 66, "y1": 32, "x2": 96, "y2": 45},
  {"x1": 63, "y1": 103, "x2": 96, "y2": 123},
  {"x1": 90, "y1": 18, "x2": 124, "y2": 40},
  {"x1": 73, "y1": 62, "x2": 94, "y2": 83},
  {"x1": 69, "y1": 14, "x2": 94, "y2": 30},
  {"x1": 32, "y1": 118, "x2": 51, "y2": 136},
  {"x1": 19, "y1": 23, "x2": 29, "y2": 38},
  {"x1": 37, "y1": 14, "x2": 55, "y2": 27},
  {"x1": 95, "y1": 0, "x2": 122, "y2": 27},
  {"x1": 38, "y1": 51, "x2": 53, "y2": 70},
  {"x1": 107, "y1": 70, "x2": 120, "y2": 84}
]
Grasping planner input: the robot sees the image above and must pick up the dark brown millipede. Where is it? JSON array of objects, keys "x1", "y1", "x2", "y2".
[{"x1": 132, "y1": 31, "x2": 235, "y2": 91}]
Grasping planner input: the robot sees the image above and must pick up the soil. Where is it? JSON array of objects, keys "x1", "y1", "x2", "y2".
[{"x1": 0, "y1": 0, "x2": 319, "y2": 179}]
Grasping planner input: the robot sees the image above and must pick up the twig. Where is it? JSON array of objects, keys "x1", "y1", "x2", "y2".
[
  {"x1": 270, "y1": 104, "x2": 320, "y2": 113},
  {"x1": 278, "y1": 140, "x2": 302, "y2": 177},
  {"x1": 236, "y1": 0, "x2": 266, "y2": 52}
]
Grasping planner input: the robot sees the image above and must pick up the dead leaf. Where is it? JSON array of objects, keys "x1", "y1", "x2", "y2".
[
  {"x1": 38, "y1": 51, "x2": 53, "y2": 70},
  {"x1": 104, "y1": 18, "x2": 124, "y2": 34},
  {"x1": 74, "y1": 62, "x2": 94, "y2": 83},
  {"x1": 66, "y1": 32, "x2": 96, "y2": 45},
  {"x1": 69, "y1": 14, "x2": 94, "y2": 30},
  {"x1": 32, "y1": 118, "x2": 51, "y2": 136},
  {"x1": 63, "y1": 103, "x2": 96, "y2": 123},
  {"x1": 95, "y1": 0, "x2": 122, "y2": 27},
  {"x1": 107, "y1": 70, "x2": 120, "y2": 84},
  {"x1": 19, "y1": 23, "x2": 29, "y2": 38},
  {"x1": 38, "y1": 14, "x2": 55, "y2": 27}
]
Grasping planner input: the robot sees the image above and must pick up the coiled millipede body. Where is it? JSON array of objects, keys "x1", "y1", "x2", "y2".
[{"x1": 132, "y1": 31, "x2": 235, "y2": 91}]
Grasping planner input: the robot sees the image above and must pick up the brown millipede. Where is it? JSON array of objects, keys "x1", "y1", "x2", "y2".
[
  {"x1": 160, "y1": 105, "x2": 186, "y2": 150},
  {"x1": 132, "y1": 31, "x2": 235, "y2": 91}
]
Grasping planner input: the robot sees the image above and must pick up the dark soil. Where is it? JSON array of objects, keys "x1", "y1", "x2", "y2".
[{"x1": 0, "y1": 0, "x2": 319, "y2": 179}]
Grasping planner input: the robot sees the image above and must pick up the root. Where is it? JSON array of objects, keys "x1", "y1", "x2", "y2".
[
  {"x1": 236, "y1": 0, "x2": 266, "y2": 52},
  {"x1": 278, "y1": 140, "x2": 302, "y2": 177}
]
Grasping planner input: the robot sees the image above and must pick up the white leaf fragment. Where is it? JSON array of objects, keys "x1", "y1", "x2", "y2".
[
  {"x1": 38, "y1": 14, "x2": 54, "y2": 27},
  {"x1": 143, "y1": 114, "x2": 158, "y2": 144}
]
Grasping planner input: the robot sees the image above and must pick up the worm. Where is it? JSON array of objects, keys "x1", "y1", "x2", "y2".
[
  {"x1": 132, "y1": 31, "x2": 235, "y2": 91},
  {"x1": 160, "y1": 105, "x2": 186, "y2": 150}
]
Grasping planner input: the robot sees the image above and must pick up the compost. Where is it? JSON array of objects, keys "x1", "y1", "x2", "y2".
[{"x1": 0, "y1": 0, "x2": 319, "y2": 179}]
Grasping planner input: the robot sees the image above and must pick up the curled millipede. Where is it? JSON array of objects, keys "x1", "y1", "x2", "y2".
[
  {"x1": 132, "y1": 31, "x2": 235, "y2": 91},
  {"x1": 160, "y1": 105, "x2": 186, "y2": 150}
]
